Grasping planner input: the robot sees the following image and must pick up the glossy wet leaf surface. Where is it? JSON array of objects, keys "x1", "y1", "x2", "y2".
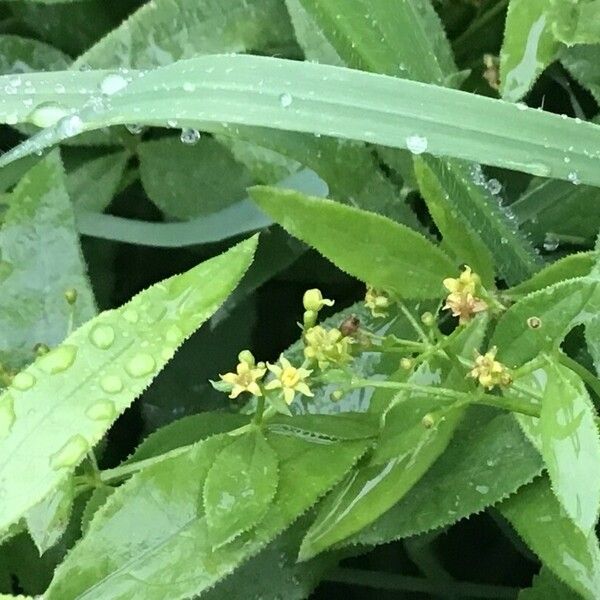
[
  {"x1": 0, "y1": 235, "x2": 257, "y2": 536},
  {"x1": 45, "y1": 433, "x2": 370, "y2": 600},
  {"x1": 204, "y1": 430, "x2": 279, "y2": 548}
]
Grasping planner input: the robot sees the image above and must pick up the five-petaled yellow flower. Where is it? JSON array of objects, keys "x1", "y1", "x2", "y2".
[
  {"x1": 469, "y1": 347, "x2": 512, "y2": 390},
  {"x1": 265, "y1": 357, "x2": 313, "y2": 405},
  {"x1": 365, "y1": 286, "x2": 391, "y2": 318},
  {"x1": 443, "y1": 266, "x2": 488, "y2": 324},
  {"x1": 219, "y1": 361, "x2": 266, "y2": 399}
]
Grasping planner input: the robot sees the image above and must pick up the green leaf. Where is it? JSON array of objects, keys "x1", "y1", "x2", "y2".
[
  {"x1": 138, "y1": 136, "x2": 252, "y2": 220},
  {"x1": 73, "y1": 0, "x2": 295, "y2": 69},
  {"x1": 0, "y1": 34, "x2": 69, "y2": 74},
  {"x1": 506, "y1": 252, "x2": 596, "y2": 297},
  {"x1": 80, "y1": 486, "x2": 114, "y2": 536},
  {"x1": 295, "y1": 0, "x2": 457, "y2": 83},
  {"x1": 519, "y1": 567, "x2": 581, "y2": 599},
  {"x1": 347, "y1": 408, "x2": 542, "y2": 547},
  {"x1": 24, "y1": 476, "x2": 73, "y2": 555},
  {"x1": 45, "y1": 433, "x2": 370, "y2": 599},
  {"x1": 298, "y1": 316, "x2": 488, "y2": 560},
  {"x1": 414, "y1": 157, "x2": 495, "y2": 285},
  {"x1": 513, "y1": 176, "x2": 600, "y2": 248},
  {"x1": 500, "y1": 0, "x2": 559, "y2": 102},
  {"x1": 0, "y1": 235, "x2": 258, "y2": 536},
  {"x1": 551, "y1": 0, "x2": 600, "y2": 45},
  {"x1": 66, "y1": 150, "x2": 128, "y2": 212},
  {"x1": 561, "y1": 44, "x2": 600, "y2": 103},
  {"x1": 0, "y1": 151, "x2": 96, "y2": 370},
  {"x1": 250, "y1": 187, "x2": 454, "y2": 298},
  {"x1": 539, "y1": 362, "x2": 600, "y2": 534},
  {"x1": 500, "y1": 476, "x2": 600, "y2": 600},
  {"x1": 492, "y1": 277, "x2": 600, "y2": 366},
  {"x1": 204, "y1": 430, "x2": 279, "y2": 548},
  {"x1": 3, "y1": 56, "x2": 600, "y2": 186}
]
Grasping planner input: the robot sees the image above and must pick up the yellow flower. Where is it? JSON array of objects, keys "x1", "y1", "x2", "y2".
[
  {"x1": 219, "y1": 360, "x2": 266, "y2": 399},
  {"x1": 303, "y1": 288, "x2": 334, "y2": 312},
  {"x1": 265, "y1": 357, "x2": 313, "y2": 405},
  {"x1": 365, "y1": 286, "x2": 391, "y2": 318},
  {"x1": 303, "y1": 326, "x2": 353, "y2": 369},
  {"x1": 443, "y1": 266, "x2": 487, "y2": 324},
  {"x1": 469, "y1": 347, "x2": 512, "y2": 390}
]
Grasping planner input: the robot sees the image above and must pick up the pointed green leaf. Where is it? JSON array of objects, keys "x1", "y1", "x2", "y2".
[
  {"x1": 3, "y1": 56, "x2": 600, "y2": 186},
  {"x1": 519, "y1": 567, "x2": 581, "y2": 599},
  {"x1": 0, "y1": 235, "x2": 258, "y2": 536},
  {"x1": 73, "y1": 0, "x2": 295, "y2": 69},
  {"x1": 493, "y1": 277, "x2": 600, "y2": 367},
  {"x1": 250, "y1": 187, "x2": 454, "y2": 298},
  {"x1": 551, "y1": 0, "x2": 600, "y2": 45},
  {"x1": 0, "y1": 151, "x2": 96, "y2": 370},
  {"x1": 0, "y1": 34, "x2": 69, "y2": 74},
  {"x1": 500, "y1": 0, "x2": 559, "y2": 102},
  {"x1": 500, "y1": 477, "x2": 600, "y2": 600},
  {"x1": 348, "y1": 408, "x2": 542, "y2": 547},
  {"x1": 267, "y1": 413, "x2": 380, "y2": 440},
  {"x1": 24, "y1": 476, "x2": 74, "y2": 555},
  {"x1": 45, "y1": 433, "x2": 370, "y2": 599},
  {"x1": 539, "y1": 362, "x2": 600, "y2": 534},
  {"x1": 204, "y1": 430, "x2": 279, "y2": 548}
]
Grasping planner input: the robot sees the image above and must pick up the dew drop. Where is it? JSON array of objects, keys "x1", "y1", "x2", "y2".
[
  {"x1": 38, "y1": 345, "x2": 77, "y2": 374},
  {"x1": 11, "y1": 372, "x2": 35, "y2": 391},
  {"x1": 100, "y1": 375, "x2": 123, "y2": 394},
  {"x1": 125, "y1": 353, "x2": 156, "y2": 378},
  {"x1": 527, "y1": 316, "x2": 542, "y2": 329},
  {"x1": 90, "y1": 324, "x2": 115, "y2": 349},
  {"x1": 165, "y1": 324, "x2": 183, "y2": 344},
  {"x1": 99, "y1": 73, "x2": 129, "y2": 96},
  {"x1": 516, "y1": 102, "x2": 528, "y2": 111},
  {"x1": 528, "y1": 163, "x2": 551, "y2": 177},
  {"x1": 125, "y1": 123, "x2": 144, "y2": 135},
  {"x1": 28, "y1": 102, "x2": 69, "y2": 127},
  {"x1": 122, "y1": 308, "x2": 139, "y2": 323},
  {"x1": 405, "y1": 134, "x2": 428, "y2": 155},
  {"x1": 543, "y1": 233, "x2": 559, "y2": 252},
  {"x1": 50, "y1": 435, "x2": 89, "y2": 469},
  {"x1": 279, "y1": 92, "x2": 293, "y2": 108},
  {"x1": 567, "y1": 170, "x2": 581, "y2": 185},
  {"x1": 486, "y1": 178, "x2": 502, "y2": 195},
  {"x1": 86, "y1": 399, "x2": 117, "y2": 421},
  {"x1": 475, "y1": 485, "x2": 489, "y2": 494},
  {"x1": 180, "y1": 128, "x2": 201, "y2": 145},
  {"x1": 54, "y1": 83, "x2": 66, "y2": 94},
  {"x1": 58, "y1": 115, "x2": 84, "y2": 137},
  {"x1": 0, "y1": 395, "x2": 16, "y2": 438},
  {"x1": 182, "y1": 81, "x2": 196, "y2": 92}
]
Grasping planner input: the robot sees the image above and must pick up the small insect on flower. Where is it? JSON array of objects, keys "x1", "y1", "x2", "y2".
[
  {"x1": 219, "y1": 352, "x2": 266, "y2": 399},
  {"x1": 469, "y1": 347, "x2": 512, "y2": 390},
  {"x1": 365, "y1": 286, "x2": 391, "y2": 318},
  {"x1": 443, "y1": 266, "x2": 487, "y2": 324},
  {"x1": 265, "y1": 357, "x2": 313, "y2": 405}
]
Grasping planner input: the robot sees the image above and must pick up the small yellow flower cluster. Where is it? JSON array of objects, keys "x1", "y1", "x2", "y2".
[
  {"x1": 469, "y1": 347, "x2": 512, "y2": 390},
  {"x1": 364, "y1": 286, "x2": 391, "y2": 318},
  {"x1": 219, "y1": 351, "x2": 313, "y2": 406},
  {"x1": 303, "y1": 288, "x2": 334, "y2": 329},
  {"x1": 303, "y1": 325, "x2": 353, "y2": 370},
  {"x1": 443, "y1": 266, "x2": 487, "y2": 324}
]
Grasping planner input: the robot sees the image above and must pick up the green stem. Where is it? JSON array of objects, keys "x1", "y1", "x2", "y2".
[
  {"x1": 559, "y1": 353, "x2": 600, "y2": 398},
  {"x1": 326, "y1": 568, "x2": 518, "y2": 599},
  {"x1": 253, "y1": 395, "x2": 266, "y2": 425},
  {"x1": 397, "y1": 301, "x2": 431, "y2": 346}
]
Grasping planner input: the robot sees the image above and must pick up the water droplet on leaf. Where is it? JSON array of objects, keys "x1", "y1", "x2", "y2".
[
  {"x1": 543, "y1": 233, "x2": 559, "y2": 251},
  {"x1": 100, "y1": 73, "x2": 129, "y2": 96},
  {"x1": 50, "y1": 435, "x2": 89, "y2": 469},
  {"x1": 180, "y1": 128, "x2": 200, "y2": 145},
  {"x1": 38, "y1": 345, "x2": 77, "y2": 374},
  {"x1": 122, "y1": 308, "x2": 139, "y2": 323},
  {"x1": 11, "y1": 372, "x2": 35, "y2": 391},
  {"x1": 28, "y1": 102, "x2": 68, "y2": 127},
  {"x1": 86, "y1": 400, "x2": 117, "y2": 421},
  {"x1": 125, "y1": 353, "x2": 156, "y2": 377},
  {"x1": 90, "y1": 324, "x2": 115, "y2": 349},
  {"x1": 405, "y1": 134, "x2": 428, "y2": 155},
  {"x1": 279, "y1": 93, "x2": 293, "y2": 108},
  {"x1": 100, "y1": 375, "x2": 123, "y2": 394}
]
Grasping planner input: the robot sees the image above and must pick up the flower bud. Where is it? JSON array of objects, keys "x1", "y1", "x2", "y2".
[
  {"x1": 238, "y1": 350, "x2": 255, "y2": 366},
  {"x1": 420, "y1": 312, "x2": 435, "y2": 326},
  {"x1": 422, "y1": 413, "x2": 435, "y2": 429},
  {"x1": 303, "y1": 288, "x2": 334, "y2": 312},
  {"x1": 303, "y1": 310, "x2": 318, "y2": 330},
  {"x1": 400, "y1": 357, "x2": 413, "y2": 370},
  {"x1": 64, "y1": 288, "x2": 78, "y2": 305}
]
